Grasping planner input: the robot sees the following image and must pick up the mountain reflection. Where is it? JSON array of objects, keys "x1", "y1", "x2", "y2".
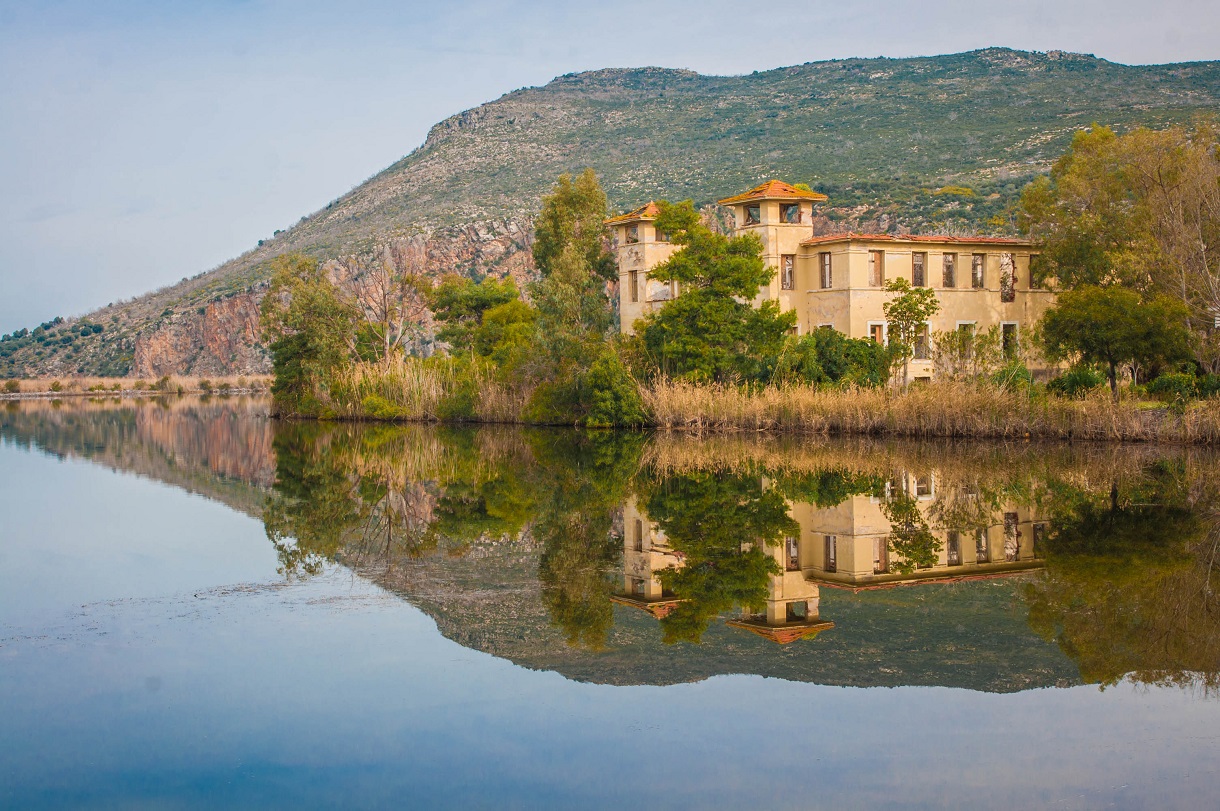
[{"x1": 5, "y1": 396, "x2": 1220, "y2": 692}]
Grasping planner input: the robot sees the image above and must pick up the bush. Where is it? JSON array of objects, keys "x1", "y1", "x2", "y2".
[
  {"x1": 3, "y1": 380, "x2": 19, "y2": 393},
  {"x1": 772, "y1": 328, "x2": 892, "y2": 388},
  {"x1": 198, "y1": 379, "x2": 213, "y2": 393},
  {"x1": 133, "y1": 380, "x2": 148, "y2": 390},
  {"x1": 990, "y1": 360, "x2": 1034, "y2": 392},
  {"x1": 435, "y1": 372, "x2": 478, "y2": 421},
  {"x1": 584, "y1": 349, "x2": 648, "y2": 428},
  {"x1": 1199, "y1": 374, "x2": 1220, "y2": 399},
  {"x1": 1048, "y1": 366, "x2": 1105, "y2": 398},
  {"x1": 153, "y1": 375, "x2": 172, "y2": 391},
  {"x1": 361, "y1": 393, "x2": 408, "y2": 420},
  {"x1": 49, "y1": 380, "x2": 63, "y2": 392},
  {"x1": 1146, "y1": 372, "x2": 1197, "y2": 402}
]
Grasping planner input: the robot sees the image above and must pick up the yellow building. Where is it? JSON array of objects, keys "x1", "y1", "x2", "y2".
[{"x1": 610, "y1": 180, "x2": 1056, "y2": 378}]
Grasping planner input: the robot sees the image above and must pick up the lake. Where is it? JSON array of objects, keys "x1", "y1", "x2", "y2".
[{"x1": 2, "y1": 396, "x2": 1219, "y2": 809}]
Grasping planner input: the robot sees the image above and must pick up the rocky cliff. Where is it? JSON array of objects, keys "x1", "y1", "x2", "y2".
[{"x1": 4, "y1": 47, "x2": 1220, "y2": 377}]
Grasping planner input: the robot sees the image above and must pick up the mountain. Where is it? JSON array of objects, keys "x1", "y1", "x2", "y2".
[{"x1": 4, "y1": 47, "x2": 1220, "y2": 379}]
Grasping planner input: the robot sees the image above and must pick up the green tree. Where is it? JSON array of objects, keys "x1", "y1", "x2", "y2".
[
  {"x1": 636, "y1": 200, "x2": 795, "y2": 382},
  {"x1": 772, "y1": 327, "x2": 892, "y2": 388},
  {"x1": 260, "y1": 253, "x2": 361, "y2": 417},
  {"x1": 882, "y1": 278, "x2": 940, "y2": 387},
  {"x1": 1040, "y1": 285, "x2": 1190, "y2": 398},
  {"x1": 429, "y1": 275, "x2": 521, "y2": 353},
  {"x1": 532, "y1": 168, "x2": 616, "y2": 282}
]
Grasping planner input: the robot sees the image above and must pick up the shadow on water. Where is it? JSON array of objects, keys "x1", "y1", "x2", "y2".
[{"x1": 6, "y1": 396, "x2": 1220, "y2": 693}]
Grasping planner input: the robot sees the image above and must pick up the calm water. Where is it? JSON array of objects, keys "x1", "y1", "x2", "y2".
[{"x1": 2, "y1": 397, "x2": 1219, "y2": 809}]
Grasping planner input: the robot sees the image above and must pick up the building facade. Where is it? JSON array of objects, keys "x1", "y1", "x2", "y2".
[{"x1": 610, "y1": 180, "x2": 1056, "y2": 379}]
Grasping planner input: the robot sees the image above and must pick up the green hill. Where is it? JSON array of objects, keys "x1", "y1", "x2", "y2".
[{"x1": 4, "y1": 47, "x2": 1219, "y2": 378}]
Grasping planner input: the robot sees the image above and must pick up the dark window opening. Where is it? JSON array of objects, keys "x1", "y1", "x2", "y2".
[
  {"x1": 820, "y1": 252, "x2": 832, "y2": 289},
  {"x1": 786, "y1": 601, "x2": 808, "y2": 622},
  {"x1": 744, "y1": 205, "x2": 761, "y2": 225},
  {"x1": 975, "y1": 528, "x2": 990, "y2": 563},
  {"x1": 1002, "y1": 323, "x2": 1018, "y2": 358},
  {"x1": 626, "y1": 224, "x2": 639, "y2": 244},
  {"x1": 780, "y1": 203, "x2": 801, "y2": 223},
  {"x1": 869, "y1": 251, "x2": 885, "y2": 287},
  {"x1": 942, "y1": 253, "x2": 957, "y2": 288},
  {"x1": 947, "y1": 531, "x2": 962, "y2": 566},
  {"x1": 972, "y1": 253, "x2": 986, "y2": 289},
  {"x1": 824, "y1": 535, "x2": 837, "y2": 573},
  {"x1": 912, "y1": 252, "x2": 926, "y2": 287},
  {"x1": 785, "y1": 536, "x2": 800, "y2": 571},
  {"x1": 781, "y1": 254, "x2": 795, "y2": 290},
  {"x1": 1000, "y1": 253, "x2": 1016, "y2": 302},
  {"x1": 629, "y1": 270, "x2": 638, "y2": 303}
]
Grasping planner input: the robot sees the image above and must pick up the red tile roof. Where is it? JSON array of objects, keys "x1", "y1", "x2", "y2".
[
  {"x1": 717, "y1": 179, "x2": 829, "y2": 205},
  {"x1": 800, "y1": 232, "x2": 1032, "y2": 248},
  {"x1": 605, "y1": 201, "x2": 661, "y2": 225}
]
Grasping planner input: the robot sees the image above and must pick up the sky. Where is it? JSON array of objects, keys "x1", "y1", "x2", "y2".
[{"x1": 1, "y1": 0, "x2": 1217, "y2": 334}]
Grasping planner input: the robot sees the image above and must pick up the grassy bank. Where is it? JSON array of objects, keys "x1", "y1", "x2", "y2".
[
  {"x1": 0, "y1": 375, "x2": 272, "y2": 399},
  {"x1": 309, "y1": 360, "x2": 1220, "y2": 444}
]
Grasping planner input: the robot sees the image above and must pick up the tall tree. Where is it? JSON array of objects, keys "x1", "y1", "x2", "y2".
[
  {"x1": 1040, "y1": 285, "x2": 1190, "y2": 398},
  {"x1": 260, "y1": 253, "x2": 360, "y2": 417},
  {"x1": 883, "y1": 278, "x2": 940, "y2": 387},
  {"x1": 532, "y1": 168, "x2": 617, "y2": 281},
  {"x1": 637, "y1": 200, "x2": 794, "y2": 383}
]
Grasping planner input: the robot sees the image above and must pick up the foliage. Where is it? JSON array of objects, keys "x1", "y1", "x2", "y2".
[
  {"x1": 3, "y1": 380, "x2": 18, "y2": 394},
  {"x1": 1020, "y1": 123, "x2": 1220, "y2": 371},
  {"x1": 883, "y1": 278, "x2": 941, "y2": 386},
  {"x1": 641, "y1": 470, "x2": 796, "y2": 644},
  {"x1": 772, "y1": 327, "x2": 892, "y2": 387},
  {"x1": 932, "y1": 324, "x2": 1004, "y2": 381},
  {"x1": 260, "y1": 253, "x2": 361, "y2": 417},
  {"x1": 1146, "y1": 372, "x2": 1198, "y2": 402},
  {"x1": 1047, "y1": 365, "x2": 1106, "y2": 398},
  {"x1": 532, "y1": 168, "x2": 616, "y2": 282},
  {"x1": 880, "y1": 491, "x2": 941, "y2": 574},
  {"x1": 429, "y1": 275, "x2": 521, "y2": 353},
  {"x1": 635, "y1": 200, "x2": 794, "y2": 383},
  {"x1": 583, "y1": 347, "x2": 648, "y2": 428},
  {"x1": 1040, "y1": 285, "x2": 1190, "y2": 397}
]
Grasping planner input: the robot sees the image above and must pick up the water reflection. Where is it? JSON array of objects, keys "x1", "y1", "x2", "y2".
[{"x1": 6, "y1": 396, "x2": 1220, "y2": 693}]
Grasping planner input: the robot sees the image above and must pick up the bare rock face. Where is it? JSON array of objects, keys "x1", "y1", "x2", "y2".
[
  {"x1": 129, "y1": 218, "x2": 535, "y2": 377},
  {"x1": 133, "y1": 293, "x2": 268, "y2": 378}
]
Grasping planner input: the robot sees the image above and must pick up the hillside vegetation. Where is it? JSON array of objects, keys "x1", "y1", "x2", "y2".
[{"x1": 4, "y1": 47, "x2": 1220, "y2": 378}]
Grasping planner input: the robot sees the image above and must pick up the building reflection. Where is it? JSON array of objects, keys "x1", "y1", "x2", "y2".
[{"x1": 616, "y1": 472, "x2": 1046, "y2": 643}]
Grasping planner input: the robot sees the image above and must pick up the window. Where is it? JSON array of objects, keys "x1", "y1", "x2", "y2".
[
  {"x1": 780, "y1": 203, "x2": 801, "y2": 223},
  {"x1": 629, "y1": 270, "x2": 638, "y2": 303},
  {"x1": 915, "y1": 474, "x2": 933, "y2": 498},
  {"x1": 869, "y1": 250, "x2": 885, "y2": 287},
  {"x1": 744, "y1": 204, "x2": 761, "y2": 225},
  {"x1": 1002, "y1": 323, "x2": 1018, "y2": 358},
  {"x1": 785, "y1": 536, "x2": 800, "y2": 571},
  {"x1": 873, "y1": 538, "x2": 889, "y2": 574},
  {"x1": 631, "y1": 577, "x2": 646, "y2": 597},
  {"x1": 914, "y1": 324, "x2": 930, "y2": 360},
  {"x1": 1030, "y1": 254, "x2": 1043, "y2": 289},
  {"x1": 869, "y1": 322, "x2": 887, "y2": 345},
  {"x1": 947, "y1": 532, "x2": 962, "y2": 566},
  {"x1": 912, "y1": 252, "x2": 927, "y2": 287},
  {"x1": 626, "y1": 224, "x2": 639, "y2": 244},
  {"x1": 975, "y1": 528, "x2": 990, "y2": 563},
  {"x1": 942, "y1": 253, "x2": 957, "y2": 288},
  {"x1": 958, "y1": 322, "x2": 976, "y2": 359},
  {"x1": 820, "y1": 252, "x2": 832, "y2": 289},
  {"x1": 971, "y1": 253, "x2": 986, "y2": 289},
  {"x1": 1004, "y1": 512, "x2": 1020, "y2": 561},
  {"x1": 781, "y1": 254, "x2": 795, "y2": 290},
  {"x1": 1032, "y1": 522, "x2": 1047, "y2": 558},
  {"x1": 824, "y1": 535, "x2": 837, "y2": 573},
  {"x1": 655, "y1": 229, "x2": 669, "y2": 243},
  {"x1": 1000, "y1": 253, "x2": 1016, "y2": 302},
  {"x1": 633, "y1": 518, "x2": 644, "y2": 552},
  {"x1": 786, "y1": 601, "x2": 808, "y2": 622}
]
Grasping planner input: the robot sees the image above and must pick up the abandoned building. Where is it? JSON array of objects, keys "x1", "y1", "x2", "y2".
[{"x1": 608, "y1": 180, "x2": 1057, "y2": 380}]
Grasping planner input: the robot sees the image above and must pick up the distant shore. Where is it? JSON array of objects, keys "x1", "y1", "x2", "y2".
[{"x1": 0, "y1": 375, "x2": 272, "y2": 400}]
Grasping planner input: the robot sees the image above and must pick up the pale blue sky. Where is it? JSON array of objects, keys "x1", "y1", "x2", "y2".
[{"x1": 1, "y1": 0, "x2": 1217, "y2": 334}]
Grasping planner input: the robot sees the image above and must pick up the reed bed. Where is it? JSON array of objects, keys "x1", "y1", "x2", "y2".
[
  {"x1": 641, "y1": 380, "x2": 1220, "y2": 444},
  {"x1": 330, "y1": 358, "x2": 528, "y2": 423}
]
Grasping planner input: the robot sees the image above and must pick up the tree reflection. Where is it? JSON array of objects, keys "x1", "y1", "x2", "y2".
[
  {"x1": 640, "y1": 471, "x2": 799, "y2": 644},
  {"x1": 1024, "y1": 463, "x2": 1220, "y2": 689}
]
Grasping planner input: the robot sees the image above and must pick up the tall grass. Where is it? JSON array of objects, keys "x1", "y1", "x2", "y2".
[
  {"x1": 318, "y1": 360, "x2": 1220, "y2": 444},
  {"x1": 641, "y1": 380, "x2": 1220, "y2": 444},
  {"x1": 329, "y1": 358, "x2": 527, "y2": 423}
]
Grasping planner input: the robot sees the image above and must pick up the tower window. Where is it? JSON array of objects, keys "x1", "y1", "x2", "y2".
[
  {"x1": 781, "y1": 255, "x2": 795, "y2": 290},
  {"x1": 780, "y1": 203, "x2": 801, "y2": 223},
  {"x1": 869, "y1": 251, "x2": 885, "y2": 287},
  {"x1": 744, "y1": 205, "x2": 761, "y2": 225},
  {"x1": 820, "y1": 252, "x2": 832, "y2": 289}
]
